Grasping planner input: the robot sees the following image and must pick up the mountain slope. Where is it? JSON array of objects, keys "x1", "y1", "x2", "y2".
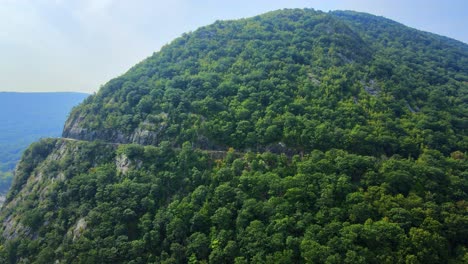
[
  {"x1": 1, "y1": 9, "x2": 467, "y2": 263},
  {"x1": 63, "y1": 9, "x2": 467, "y2": 157}
]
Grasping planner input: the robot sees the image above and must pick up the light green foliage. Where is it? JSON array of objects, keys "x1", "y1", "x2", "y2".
[{"x1": 64, "y1": 9, "x2": 466, "y2": 158}]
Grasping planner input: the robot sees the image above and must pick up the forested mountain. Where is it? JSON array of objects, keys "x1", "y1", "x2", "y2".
[
  {"x1": 0, "y1": 92, "x2": 89, "y2": 195},
  {"x1": 0, "y1": 9, "x2": 467, "y2": 263}
]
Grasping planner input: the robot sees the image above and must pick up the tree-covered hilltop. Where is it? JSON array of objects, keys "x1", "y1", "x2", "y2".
[
  {"x1": 1, "y1": 8, "x2": 467, "y2": 263},
  {"x1": 63, "y1": 9, "x2": 467, "y2": 157}
]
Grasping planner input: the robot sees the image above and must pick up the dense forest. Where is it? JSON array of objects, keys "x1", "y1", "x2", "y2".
[
  {"x1": 0, "y1": 92, "x2": 88, "y2": 195},
  {"x1": 0, "y1": 9, "x2": 466, "y2": 263}
]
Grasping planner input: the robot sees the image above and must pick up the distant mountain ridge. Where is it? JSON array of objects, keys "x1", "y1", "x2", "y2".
[{"x1": 0, "y1": 92, "x2": 89, "y2": 194}]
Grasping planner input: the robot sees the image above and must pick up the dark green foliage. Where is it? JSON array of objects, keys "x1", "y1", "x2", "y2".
[
  {"x1": 1, "y1": 141, "x2": 466, "y2": 263},
  {"x1": 1, "y1": 8, "x2": 467, "y2": 264}
]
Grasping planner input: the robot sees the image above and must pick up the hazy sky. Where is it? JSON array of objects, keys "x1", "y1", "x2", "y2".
[{"x1": 1, "y1": 0, "x2": 467, "y2": 93}]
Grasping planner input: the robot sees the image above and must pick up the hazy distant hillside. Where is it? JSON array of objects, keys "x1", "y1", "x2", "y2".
[{"x1": 0, "y1": 92, "x2": 89, "y2": 193}]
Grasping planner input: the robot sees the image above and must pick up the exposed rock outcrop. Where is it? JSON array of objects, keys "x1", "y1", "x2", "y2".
[
  {"x1": 63, "y1": 115, "x2": 167, "y2": 146},
  {"x1": 0, "y1": 139, "x2": 117, "y2": 240}
]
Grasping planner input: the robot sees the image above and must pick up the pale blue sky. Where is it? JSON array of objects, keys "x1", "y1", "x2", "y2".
[{"x1": 1, "y1": 0, "x2": 466, "y2": 93}]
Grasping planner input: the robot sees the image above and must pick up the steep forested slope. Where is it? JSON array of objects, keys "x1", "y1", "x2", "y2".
[
  {"x1": 0, "y1": 92, "x2": 89, "y2": 195},
  {"x1": 0, "y1": 9, "x2": 467, "y2": 263}
]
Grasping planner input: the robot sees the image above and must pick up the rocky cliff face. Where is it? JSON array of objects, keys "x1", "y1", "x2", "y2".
[
  {"x1": 1, "y1": 139, "x2": 117, "y2": 240},
  {"x1": 63, "y1": 113, "x2": 167, "y2": 145}
]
